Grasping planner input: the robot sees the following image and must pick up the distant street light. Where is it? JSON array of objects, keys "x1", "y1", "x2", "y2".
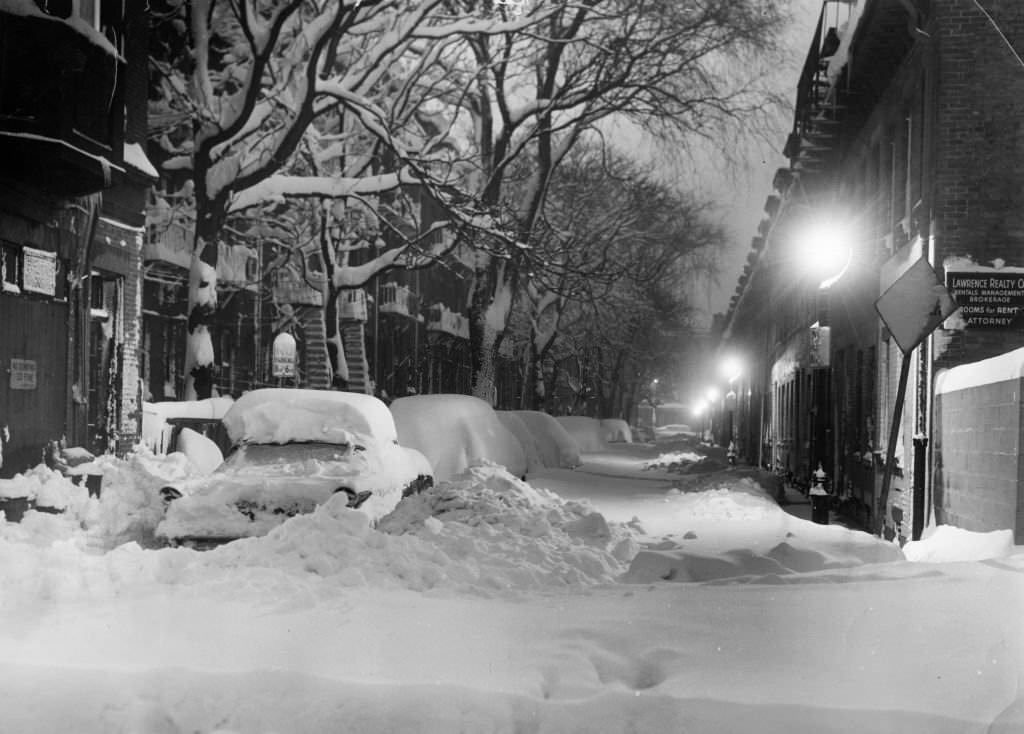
[{"x1": 720, "y1": 356, "x2": 742, "y2": 455}]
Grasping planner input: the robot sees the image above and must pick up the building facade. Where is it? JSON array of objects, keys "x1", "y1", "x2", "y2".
[
  {"x1": 0, "y1": 1, "x2": 153, "y2": 476},
  {"x1": 720, "y1": 0, "x2": 1024, "y2": 541}
]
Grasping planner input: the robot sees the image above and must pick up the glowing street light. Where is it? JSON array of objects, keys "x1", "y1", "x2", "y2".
[
  {"x1": 793, "y1": 214, "x2": 855, "y2": 289},
  {"x1": 720, "y1": 356, "x2": 743, "y2": 384}
]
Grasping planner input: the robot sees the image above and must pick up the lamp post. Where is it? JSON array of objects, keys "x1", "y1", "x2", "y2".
[{"x1": 650, "y1": 378, "x2": 659, "y2": 435}]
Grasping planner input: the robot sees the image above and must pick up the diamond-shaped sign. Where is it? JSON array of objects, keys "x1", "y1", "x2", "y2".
[{"x1": 875, "y1": 257, "x2": 959, "y2": 354}]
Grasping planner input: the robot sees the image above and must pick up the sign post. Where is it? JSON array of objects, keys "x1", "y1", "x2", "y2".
[{"x1": 873, "y1": 257, "x2": 959, "y2": 537}]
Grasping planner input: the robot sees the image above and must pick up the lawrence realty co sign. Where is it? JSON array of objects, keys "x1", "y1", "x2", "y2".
[{"x1": 945, "y1": 271, "x2": 1024, "y2": 327}]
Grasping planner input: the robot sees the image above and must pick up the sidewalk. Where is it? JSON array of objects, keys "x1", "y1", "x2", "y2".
[{"x1": 777, "y1": 482, "x2": 863, "y2": 531}]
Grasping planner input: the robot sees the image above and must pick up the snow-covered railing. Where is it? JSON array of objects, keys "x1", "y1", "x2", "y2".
[
  {"x1": 272, "y1": 268, "x2": 323, "y2": 306},
  {"x1": 379, "y1": 282, "x2": 420, "y2": 319},
  {"x1": 426, "y1": 304, "x2": 469, "y2": 340},
  {"x1": 144, "y1": 221, "x2": 256, "y2": 288},
  {"x1": 339, "y1": 288, "x2": 367, "y2": 321}
]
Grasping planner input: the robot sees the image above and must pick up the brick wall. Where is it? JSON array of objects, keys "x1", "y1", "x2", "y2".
[
  {"x1": 933, "y1": 0, "x2": 1024, "y2": 367},
  {"x1": 933, "y1": 378, "x2": 1023, "y2": 543},
  {"x1": 93, "y1": 217, "x2": 143, "y2": 452}
]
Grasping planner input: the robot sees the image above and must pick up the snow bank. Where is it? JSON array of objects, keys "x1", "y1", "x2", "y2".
[
  {"x1": 501, "y1": 410, "x2": 580, "y2": 470},
  {"x1": 0, "y1": 448, "x2": 203, "y2": 551},
  {"x1": 224, "y1": 389, "x2": 396, "y2": 446},
  {"x1": 624, "y1": 516, "x2": 904, "y2": 584},
  {"x1": 0, "y1": 462, "x2": 635, "y2": 600},
  {"x1": 621, "y1": 477, "x2": 905, "y2": 583},
  {"x1": 903, "y1": 525, "x2": 1016, "y2": 563},
  {"x1": 556, "y1": 416, "x2": 608, "y2": 452},
  {"x1": 377, "y1": 462, "x2": 636, "y2": 588},
  {"x1": 391, "y1": 395, "x2": 526, "y2": 481},
  {"x1": 643, "y1": 450, "x2": 705, "y2": 472},
  {"x1": 601, "y1": 419, "x2": 633, "y2": 443}
]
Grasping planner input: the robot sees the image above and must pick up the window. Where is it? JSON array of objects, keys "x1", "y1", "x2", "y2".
[
  {"x1": 76, "y1": 0, "x2": 100, "y2": 29},
  {"x1": 1, "y1": 243, "x2": 21, "y2": 293}
]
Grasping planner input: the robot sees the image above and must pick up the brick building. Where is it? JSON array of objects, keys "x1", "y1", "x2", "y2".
[
  {"x1": 0, "y1": 1, "x2": 154, "y2": 476},
  {"x1": 720, "y1": 0, "x2": 1024, "y2": 541}
]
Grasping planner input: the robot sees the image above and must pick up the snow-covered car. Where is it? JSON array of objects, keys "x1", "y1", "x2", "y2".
[{"x1": 155, "y1": 389, "x2": 433, "y2": 548}]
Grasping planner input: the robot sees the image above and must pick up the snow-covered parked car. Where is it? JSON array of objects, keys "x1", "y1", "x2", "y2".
[
  {"x1": 390, "y1": 394, "x2": 527, "y2": 482},
  {"x1": 156, "y1": 389, "x2": 433, "y2": 548}
]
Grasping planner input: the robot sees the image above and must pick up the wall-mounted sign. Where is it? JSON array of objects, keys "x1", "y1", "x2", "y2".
[
  {"x1": 22, "y1": 248, "x2": 56, "y2": 296},
  {"x1": 272, "y1": 332, "x2": 296, "y2": 378},
  {"x1": 10, "y1": 358, "x2": 37, "y2": 390},
  {"x1": 945, "y1": 271, "x2": 1024, "y2": 328}
]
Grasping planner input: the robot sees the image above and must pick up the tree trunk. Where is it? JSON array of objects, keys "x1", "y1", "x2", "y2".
[
  {"x1": 184, "y1": 230, "x2": 219, "y2": 400},
  {"x1": 469, "y1": 255, "x2": 516, "y2": 404}
]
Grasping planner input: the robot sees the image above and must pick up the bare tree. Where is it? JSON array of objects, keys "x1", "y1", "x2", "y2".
[
  {"x1": 441, "y1": 0, "x2": 787, "y2": 402},
  {"x1": 147, "y1": 0, "x2": 539, "y2": 398},
  {"x1": 528, "y1": 157, "x2": 725, "y2": 418}
]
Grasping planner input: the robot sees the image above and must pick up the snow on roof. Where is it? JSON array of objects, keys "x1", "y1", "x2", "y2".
[
  {"x1": 935, "y1": 347, "x2": 1024, "y2": 395},
  {"x1": 223, "y1": 389, "x2": 398, "y2": 446}
]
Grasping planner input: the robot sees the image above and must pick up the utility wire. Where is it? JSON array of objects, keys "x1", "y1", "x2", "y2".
[{"x1": 972, "y1": 0, "x2": 1024, "y2": 69}]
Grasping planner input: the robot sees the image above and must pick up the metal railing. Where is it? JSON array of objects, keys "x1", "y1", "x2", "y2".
[
  {"x1": 379, "y1": 282, "x2": 420, "y2": 319},
  {"x1": 339, "y1": 288, "x2": 367, "y2": 321}
]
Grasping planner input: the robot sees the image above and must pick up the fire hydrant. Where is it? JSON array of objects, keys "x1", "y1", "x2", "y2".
[{"x1": 809, "y1": 463, "x2": 829, "y2": 524}]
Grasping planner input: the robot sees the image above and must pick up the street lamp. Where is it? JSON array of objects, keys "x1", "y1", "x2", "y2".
[{"x1": 793, "y1": 214, "x2": 855, "y2": 289}]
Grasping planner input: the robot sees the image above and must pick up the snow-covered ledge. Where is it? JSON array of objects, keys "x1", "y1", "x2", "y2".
[{"x1": 935, "y1": 346, "x2": 1024, "y2": 395}]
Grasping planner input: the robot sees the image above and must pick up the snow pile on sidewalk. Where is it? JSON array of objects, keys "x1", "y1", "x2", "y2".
[
  {"x1": 623, "y1": 476, "x2": 905, "y2": 583},
  {"x1": 643, "y1": 450, "x2": 704, "y2": 471},
  {"x1": 903, "y1": 525, "x2": 1016, "y2": 562}
]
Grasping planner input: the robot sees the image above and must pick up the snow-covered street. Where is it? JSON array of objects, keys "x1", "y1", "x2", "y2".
[{"x1": 1, "y1": 428, "x2": 1022, "y2": 734}]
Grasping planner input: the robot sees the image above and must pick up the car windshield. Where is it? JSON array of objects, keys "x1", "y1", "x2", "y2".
[{"x1": 221, "y1": 442, "x2": 357, "y2": 476}]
